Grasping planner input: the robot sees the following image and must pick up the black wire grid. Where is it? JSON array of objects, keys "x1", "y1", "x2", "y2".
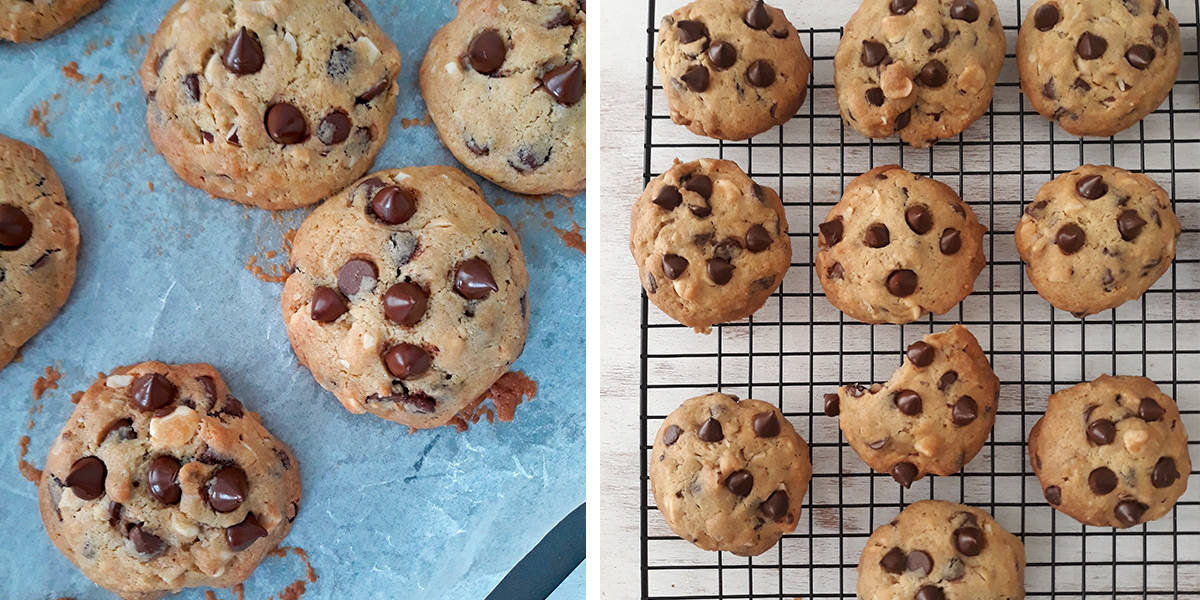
[{"x1": 639, "y1": 0, "x2": 1200, "y2": 598}]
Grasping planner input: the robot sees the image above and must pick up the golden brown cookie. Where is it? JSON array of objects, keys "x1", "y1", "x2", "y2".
[{"x1": 1, "y1": 0, "x2": 105, "y2": 42}]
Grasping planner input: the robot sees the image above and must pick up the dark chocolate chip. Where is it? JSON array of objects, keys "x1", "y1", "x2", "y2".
[
  {"x1": 1087, "y1": 419, "x2": 1116, "y2": 445},
  {"x1": 707, "y1": 42, "x2": 737, "y2": 70},
  {"x1": 1089, "y1": 466, "x2": 1118, "y2": 495},
  {"x1": 744, "y1": 0, "x2": 772, "y2": 30},
  {"x1": 326, "y1": 44, "x2": 354, "y2": 79},
  {"x1": 183, "y1": 73, "x2": 200, "y2": 102},
  {"x1": 337, "y1": 258, "x2": 377, "y2": 297},
  {"x1": 894, "y1": 109, "x2": 911, "y2": 130},
  {"x1": 1126, "y1": 44, "x2": 1155, "y2": 69},
  {"x1": 546, "y1": 8, "x2": 573, "y2": 28},
  {"x1": 356, "y1": 78, "x2": 390, "y2": 104},
  {"x1": 683, "y1": 174, "x2": 713, "y2": 199},
  {"x1": 1152, "y1": 456, "x2": 1179, "y2": 488},
  {"x1": 760, "y1": 490, "x2": 789, "y2": 521},
  {"x1": 886, "y1": 269, "x2": 918, "y2": 297},
  {"x1": 952, "y1": 396, "x2": 978, "y2": 426},
  {"x1": 1077, "y1": 32, "x2": 1108, "y2": 59},
  {"x1": 746, "y1": 60, "x2": 775, "y2": 87},
  {"x1": 1139, "y1": 397, "x2": 1164, "y2": 421},
  {"x1": 891, "y1": 462, "x2": 918, "y2": 487},
  {"x1": 866, "y1": 87, "x2": 886, "y2": 106},
  {"x1": 745, "y1": 224, "x2": 772, "y2": 252},
  {"x1": 222, "y1": 27, "x2": 264, "y2": 75},
  {"x1": 1152, "y1": 25, "x2": 1168, "y2": 48},
  {"x1": 383, "y1": 343, "x2": 432, "y2": 379},
  {"x1": 654, "y1": 186, "x2": 682, "y2": 210},
  {"x1": 317, "y1": 110, "x2": 351, "y2": 145},
  {"x1": 1114, "y1": 499, "x2": 1147, "y2": 526},
  {"x1": 939, "y1": 228, "x2": 962, "y2": 255},
  {"x1": 905, "y1": 204, "x2": 933, "y2": 234},
  {"x1": 676, "y1": 20, "x2": 708, "y2": 44},
  {"x1": 371, "y1": 185, "x2": 417, "y2": 224},
  {"x1": 128, "y1": 525, "x2": 164, "y2": 555},
  {"x1": 823, "y1": 393, "x2": 840, "y2": 417},
  {"x1": 543, "y1": 60, "x2": 584, "y2": 106},
  {"x1": 894, "y1": 390, "x2": 922, "y2": 415},
  {"x1": 454, "y1": 258, "x2": 497, "y2": 299},
  {"x1": 880, "y1": 547, "x2": 906, "y2": 573},
  {"x1": 1077, "y1": 174, "x2": 1108, "y2": 199},
  {"x1": 226, "y1": 513, "x2": 268, "y2": 552},
  {"x1": 862, "y1": 222, "x2": 890, "y2": 248},
  {"x1": 681, "y1": 65, "x2": 709, "y2": 92},
  {"x1": 662, "y1": 254, "x2": 689, "y2": 280},
  {"x1": 707, "y1": 258, "x2": 734, "y2": 285},
  {"x1": 819, "y1": 218, "x2": 844, "y2": 246},
  {"x1": 265, "y1": 103, "x2": 308, "y2": 145},
  {"x1": 861, "y1": 41, "x2": 889, "y2": 67},
  {"x1": 906, "y1": 341, "x2": 934, "y2": 367},
  {"x1": 890, "y1": 0, "x2": 917, "y2": 15},
  {"x1": 915, "y1": 585, "x2": 945, "y2": 600},
  {"x1": 698, "y1": 417, "x2": 723, "y2": 442},
  {"x1": 206, "y1": 465, "x2": 248, "y2": 513},
  {"x1": 938, "y1": 370, "x2": 958, "y2": 392},
  {"x1": 384, "y1": 282, "x2": 428, "y2": 326},
  {"x1": 917, "y1": 60, "x2": 948, "y2": 87},
  {"x1": 827, "y1": 261, "x2": 844, "y2": 279},
  {"x1": 906, "y1": 550, "x2": 933, "y2": 575},
  {"x1": 868, "y1": 437, "x2": 890, "y2": 450},
  {"x1": 725, "y1": 470, "x2": 753, "y2": 496},
  {"x1": 310, "y1": 286, "x2": 349, "y2": 323},
  {"x1": 131, "y1": 374, "x2": 177, "y2": 412},
  {"x1": 953, "y1": 526, "x2": 985, "y2": 555},
  {"x1": 1117, "y1": 210, "x2": 1147, "y2": 241},
  {"x1": 0, "y1": 204, "x2": 33, "y2": 250},
  {"x1": 663, "y1": 424, "x2": 682, "y2": 446},
  {"x1": 950, "y1": 0, "x2": 979, "y2": 22},
  {"x1": 147, "y1": 456, "x2": 182, "y2": 505},
  {"x1": 66, "y1": 456, "x2": 106, "y2": 500},
  {"x1": 753, "y1": 411, "x2": 780, "y2": 437},
  {"x1": 1055, "y1": 224, "x2": 1086, "y2": 255},
  {"x1": 1044, "y1": 485, "x2": 1062, "y2": 505},
  {"x1": 97, "y1": 418, "x2": 135, "y2": 445},
  {"x1": 469, "y1": 29, "x2": 507, "y2": 74}
]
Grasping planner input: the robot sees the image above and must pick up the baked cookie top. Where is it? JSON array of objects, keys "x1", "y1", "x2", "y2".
[
  {"x1": 1015, "y1": 164, "x2": 1180, "y2": 317},
  {"x1": 654, "y1": 0, "x2": 811, "y2": 140},
  {"x1": 281, "y1": 166, "x2": 530, "y2": 430},
  {"x1": 650, "y1": 392, "x2": 811, "y2": 557},
  {"x1": 0, "y1": 0, "x2": 104, "y2": 42},
  {"x1": 1029, "y1": 375, "x2": 1190, "y2": 528},
  {"x1": 835, "y1": 0, "x2": 1006, "y2": 148},
  {"x1": 0, "y1": 134, "x2": 79, "y2": 371},
  {"x1": 1017, "y1": 0, "x2": 1182, "y2": 137},
  {"x1": 631, "y1": 158, "x2": 792, "y2": 333},
  {"x1": 38, "y1": 362, "x2": 301, "y2": 599},
  {"x1": 815, "y1": 165, "x2": 986, "y2": 324},
  {"x1": 830, "y1": 324, "x2": 999, "y2": 487},
  {"x1": 420, "y1": 0, "x2": 585, "y2": 197},
  {"x1": 858, "y1": 500, "x2": 1026, "y2": 600},
  {"x1": 139, "y1": 0, "x2": 402, "y2": 209}
]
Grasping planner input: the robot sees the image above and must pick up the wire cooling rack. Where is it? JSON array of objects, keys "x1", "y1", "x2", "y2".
[{"x1": 639, "y1": 0, "x2": 1200, "y2": 598}]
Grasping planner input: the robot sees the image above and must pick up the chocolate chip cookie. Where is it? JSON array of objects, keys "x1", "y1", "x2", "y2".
[
  {"x1": 1018, "y1": 0, "x2": 1182, "y2": 137},
  {"x1": 654, "y1": 0, "x2": 812, "y2": 140},
  {"x1": 282, "y1": 166, "x2": 530, "y2": 429},
  {"x1": 835, "y1": 0, "x2": 1006, "y2": 148},
  {"x1": 829, "y1": 325, "x2": 999, "y2": 488},
  {"x1": 420, "y1": 0, "x2": 585, "y2": 197},
  {"x1": 650, "y1": 392, "x2": 811, "y2": 556},
  {"x1": 0, "y1": 134, "x2": 79, "y2": 372},
  {"x1": 858, "y1": 500, "x2": 1026, "y2": 600},
  {"x1": 1029, "y1": 375, "x2": 1190, "y2": 528},
  {"x1": 630, "y1": 158, "x2": 792, "y2": 334},
  {"x1": 816, "y1": 165, "x2": 986, "y2": 324},
  {"x1": 38, "y1": 362, "x2": 302, "y2": 599},
  {"x1": 1015, "y1": 165, "x2": 1180, "y2": 317},
  {"x1": 1, "y1": 0, "x2": 104, "y2": 42},
  {"x1": 140, "y1": 0, "x2": 402, "y2": 210}
]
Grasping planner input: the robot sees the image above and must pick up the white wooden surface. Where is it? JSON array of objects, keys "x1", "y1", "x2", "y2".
[{"x1": 588, "y1": 1, "x2": 1200, "y2": 598}]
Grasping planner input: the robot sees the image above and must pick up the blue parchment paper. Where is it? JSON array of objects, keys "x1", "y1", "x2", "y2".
[{"x1": 0, "y1": 1, "x2": 585, "y2": 598}]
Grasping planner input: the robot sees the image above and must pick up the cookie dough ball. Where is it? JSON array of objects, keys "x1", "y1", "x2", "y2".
[
  {"x1": 282, "y1": 167, "x2": 530, "y2": 429},
  {"x1": 835, "y1": 0, "x2": 1006, "y2": 148},
  {"x1": 1018, "y1": 0, "x2": 1182, "y2": 137},
  {"x1": 1, "y1": 0, "x2": 104, "y2": 42},
  {"x1": 140, "y1": 0, "x2": 402, "y2": 209},
  {"x1": 1015, "y1": 165, "x2": 1180, "y2": 317},
  {"x1": 830, "y1": 324, "x2": 999, "y2": 488},
  {"x1": 650, "y1": 393, "x2": 811, "y2": 556},
  {"x1": 0, "y1": 134, "x2": 79, "y2": 371},
  {"x1": 631, "y1": 158, "x2": 792, "y2": 333},
  {"x1": 815, "y1": 165, "x2": 986, "y2": 324},
  {"x1": 420, "y1": 0, "x2": 585, "y2": 196},
  {"x1": 858, "y1": 500, "x2": 1026, "y2": 600},
  {"x1": 38, "y1": 362, "x2": 302, "y2": 599},
  {"x1": 655, "y1": 0, "x2": 811, "y2": 140},
  {"x1": 1029, "y1": 375, "x2": 1190, "y2": 528}
]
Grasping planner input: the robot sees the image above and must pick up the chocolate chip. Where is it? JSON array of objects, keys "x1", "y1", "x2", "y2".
[
  {"x1": 383, "y1": 343, "x2": 432, "y2": 379},
  {"x1": 868, "y1": 437, "x2": 890, "y2": 450},
  {"x1": 938, "y1": 370, "x2": 958, "y2": 392},
  {"x1": 182, "y1": 73, "x2": 200, "y2": 102},
  {"x1": 917, "y1": 60, "x2": 948, "y2": 87},
  {"x1": 1153, "y1": 457, "x2": 1179, "y2": 488},
  {"x1": 546, "y1": 8, "x2": 573, "y2": 28},
  {"x1": 317, "y1": 110, "x2": 351, "y2": 145},
  {"x1": 131, "y1": 374, "x2": 177, "y2": 412},
  {"x1": 952, "y1": 396, "x2": 978, "y2": 426},
  {"x1": 891, "y1": 462, "x2": 918, "y2": 487},
  {"x1": 0, "y1": 204, "x2": 33, "y2": 250},
  {"x1": 98, "y1": 418, "x2": 135, "y2": 445},
  {"x1": 745, "y1": 60, "x2": 775, "y2": 87},
  {"x1": 894, "y1": 109, "x2": 912, "y2": 130},
  {"x1": 820, "y1": 393, "x2": 839, "y2": 417},
  {"x1": 1139, "y1": 397, "x2": 1164, "y2": 421},
  {"x1": 819, "y1": 218, "x2": 844, "y2": 246},
  {"x1": 469, "y1": 29, "x2": 506, "y2": 74},
  {"x1": 206, "y1": 465, "x2": 248, "y2": 513},
  {"x1": 760, "y1": 490, "x2": 789, "y2": 521},
  {"x1": 894, "y1": 390, "x2": 922, "y2": 415},
  {"x1": 662, "y1": 254, "x2": 688, "y2": 280},
  {"x1": 687, "y1": 200, "x2": 712, "y2": 218},
  {"x1": 265, "y1": 103, "x2": 308, "y2": 145},
  {"x1": 744, "y1": 0, "x2": 772, "y2": 29},
  {"x1": 880, "y1": 547, "x2": 906, "y2": 573},
  {"x1": 356, "y1": 78, "x2": 390, "y2": 104},
  {"x1": 654, "y1": 186, "x2": 682, "y2": 210},
  {"x1": 744, "y1": 224, "x2": 772, "y2": 253},
  {"x1": 906, "y1": 550, "x2": 933, "y2": 575},
  {"x1": 226, "y1": 513, "x2": 268, "y2": 552},
  {"x1": 906, "y1": 341, "x2": 934, "y2": 367},
  {"x1": 1117, "y1": 210, "x2": 1147, "y2": 241},
  {"x1": 543, "y1": 60, "x2": 584, "y2": 106},
  {"x1": 856, "y1": 222, "x2": 888, "y2": 248},
  {"x1": 337, "y1": 258, "x2": 377, "y2": 297},
  {"x1": 222, "y1": 27, "x2": 264, "y2": 75},
  {"x1": 915, "y1": 585, "x2": 945, "y2": 600},
  {"x1": 938, "y1": 228, "x2": 963, "y2": 255},
  {"x1": 950, "y1": 0, "x2": 979, "y2": 22},
  {"x1": 1126, "y1": 44, "x2": 1155, "y2": 69},
  {"x1": 1044, "y1": 485, "x2": 1062, "y2": 505},
  {"x1": 953, "y1": 526, "x2": 985, "y2": 555},
  {"x1": 128, "y1": 525, "x2": 164, "y2": 555},
  {"x1": 66, "y1": 456, "x2": 106, "y2": 500},
  {"x1": 1114, "y1": 499, "x2": 1147, "y2": 526},
  {"x1": 384, "y1": 282, "x2": 428, "y2": 326},
  {"x1": 1077, "y1": 32, "x2": 1108, "y2": 59},
  {"x1": 827, "y1": 262, "x2": 844, "y2": 279},
  {"x1": 681, "y1": 65, "x2": 709, "y2": 92},
  {"x1": 890, "y1": 0, "x2": 916, "y2": 15},
  {"x1": 865, "y1": 87, "x2": 885, "y2": 106},
  {"x1": 663, "y1": 424, "x2": 682, "y2": 446},
  {"x1": 147, "y1": 456, "x2": 182, "y2": 505},
  {"x1": 861, "y1": 40, "x2": 889, "y2": 67},
  {"x1": 327, "y1": 44, "x2": 354, "y2": 79},
  {"x1": 510, "y1": 147, "x2": 550, "y2": 173},
  {"x1": 676, "y1": 20, "x2": 708, "y2": 44},
  {"x1": 1042, "y1": 79, "x2": 1057, "y2": 100},
  {"x1": 371, "y1": 186, "x2": 417, "y2": 225},
  {"x1": 219, "y1": 397, "x2": 243, "y2": 418},
  {"x1": 707, "y1": 42, "x2": 737, "y2": 70},
  {"x1": 453, "y1": 258, "x2": 497, "y2": 300},
  {"x1": 1077, "y1": 174, "x2": 1108, "y2": 199},
  {"x1": 683, "y1": 174, "x2": 713, "y2": 199},
  {"x1": 753, "y1": 411, "x2": 780, "y2": 437},
  {"x1": 1088, "y1": 466, "x2": 1118, "y2": 495},
  {"x1": 725, "y1": 470, "x2": 753, "y2": 496},
  {"x1": 905, "y1": 204, "x2": 933, "y2": 234},
  {"x1": 886, "y1": 270, "x2": 918, "y2": 297},
  {"x1": 376, "y1": 391, "x2": 437, "y2": 414},
  {"x1": 1073, "y1": 77, "x2": 1091, "y2": 92},
  {"x1": 1087, "y1": 419, "x2": 1116, "y2": 445},
  {"x1": 707, "y1": 258, "x2": 734, "y2": 285},
  {"x1": 1055, "y1": 224, "x2": 1086, "y2": 255},
  {"x1": 697, "y1": 417, "x2": 723, "y2": 442},
  {"x1": 1152, "y1": 25, "x2": 1168, "y2": 48},
  {"x1": 310, "y1": 286, "x2": 349, "y2": 323}
]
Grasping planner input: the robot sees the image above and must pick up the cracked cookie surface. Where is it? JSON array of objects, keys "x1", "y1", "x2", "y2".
[
  {"x1": 631, "y1": 158, "x2": 792, "y2": 334},
  {"x1": 1017, "y1": 0, "x2": 1182, "y2": 137},
  {"x1": 0, "y1": 134, "x2": 79, "y2": 372},
  {"x1": 858, "y1": 500, "x2": 1026, "y2": 600},
  {"x1": 816, "y1": 165, "x2": 986, "y2": 324},
  {"x1": 654, "y1": 0, "x2": 811, "y2": 141},
  {"x1": 1029, "y1": 375, "x2": 1190, "y2": 528},
  {"x1": 835, "y1": 0, "x2": 1006, "y2": 148},
  {"x1": 831, "y1": 325, "x2": 999, "y2": 488},
  {"x1": 1, "y1": 0, "x2": 104, "y2": 42},
  {"x1": 140, "y1": 0, "x2": 402, "y2": 209},
  {"x1": 38, "y1": 362, "x2": 301, "y2": 600},
  {"x1": 650, "y1": 392, "x2": 811, "y2": 557},
  {"x1": 1015, "y1": 165, "x2": 1179, "y2": 317},
  {"x1": 282, "y1": 166, "x2": 529, "y2": 429},
  {"x1": 420, "y1": 0, "x2": 585, "y2": 197}
]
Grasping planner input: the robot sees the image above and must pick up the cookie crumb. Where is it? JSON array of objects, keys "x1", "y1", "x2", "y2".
[
  {"x1": 454, "y1": 371, "x2": 539, "y2": 432},
  {"x1": 61, "y1": 61, "x2": 86, "y2": 82},
  {"x1": 553, "y1": 221, "x2": 586, "y2": 254},
  {"x1": 148, "y1": 181, "x2": 154, "y2": 192},
  {"x1": 28, "y1": 102, "x2": 51, "y2": 137},
  {"x1": 18, "y1": 435, "x2": 42, "y2": 482},
  {"x1": 33, "y1": 365, "x2": 62, "y2": 400},
  {"x1": 400, "y1": 114, "x2": 432, "y2": 129},
  {"x1": 266, "y1": 546, "x2": 318, "y2": 600}
]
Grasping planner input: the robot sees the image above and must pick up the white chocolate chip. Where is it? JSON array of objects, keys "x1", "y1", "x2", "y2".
[
  {"x1": 148, "y1": 405, "x2": 200, "y2": 449},
  {"x1": 444, "y1": 61, "x2": 461, "y2": 76},
  {"x1": 392, "y1": 171, "x2": 411, "y2": 182},
  {"x1": 915, "y1": 436, "x2": 940, "y2": 457},
  {"x1": 1124, "y1": 428, "x2": 1149, "y2": 454},
  {"x1": 171, "y1": 512, "x2": 200, "y2": 538},
  {"x1": 337, "y1": 358, "x2": 351, "y2": 370},
  {"x1": 362, "y1": 332, "x2": 377, "y2": 350},
  {"x1": 284, "y1": 31, "x2": 298, "y2": 55},
  {"x1": 226, "y1": 124, "x2": 239, "y2": 143},
  {"x1": 106, "y1": 375, "x2": 133, "y2": 388},
  {"x1": 356, "y1": 36, "x2": 381, "y2": 64}
]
